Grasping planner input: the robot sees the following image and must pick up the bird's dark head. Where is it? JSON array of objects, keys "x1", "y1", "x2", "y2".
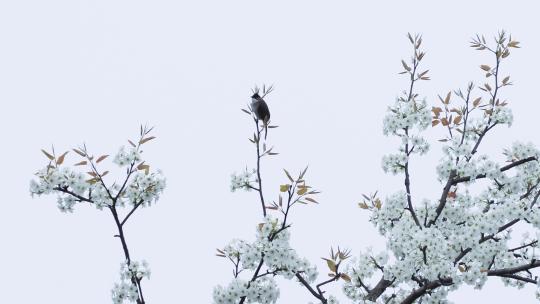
[{"x1": 251, "y1": 92, "x2": 260, "y2": 99}]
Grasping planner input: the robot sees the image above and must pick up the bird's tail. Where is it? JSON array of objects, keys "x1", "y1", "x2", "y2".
[{"x1": 263, "y1": 119, "x2": 269, "y2": 140}]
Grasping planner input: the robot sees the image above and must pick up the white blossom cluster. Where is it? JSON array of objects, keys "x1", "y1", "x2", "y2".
[
  {"x1": 343, "y1": 77, "x2": 540, "y2": 302},
  {"x1": 214, "y1": 216, "x2": 319, "y2": 304},
  {"x1": 381, "y1": 98, "x2": 431, "y2": 175},
  {"x1": 307, "y1": 295, "x2": 340, "y2": 304},
  {"x1": 230, "y1": 168, "x2": 257, "y2": 192},
  {"x1": 491, "y1": 105, "x2": 514, "y2": 126},
  {"x1": 113, "y1": 146, "x2": 142, "y2": 167},
  {"x1": 382, "y1": 98, "x2": 431, "y2": 136},
  {"x1": 123, "y1": 171, "x2": 166, "y2": 207},
  {"x1": 381, "y1": 153, "x2": 408, "y2": 175},
  {"x1": 30, "y1": 150, "x2": 166, "y2": 212},
  {"x1": 213, "y1": 277, "x2": 279, "y2": 304},
  {"x1": 111, "y1": 260, "x2": 150, "y2": 304}
]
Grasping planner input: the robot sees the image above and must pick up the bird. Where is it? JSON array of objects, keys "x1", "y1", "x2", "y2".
[{"x1": 251, "y1": 92, "x2": 271, "y2": 140}]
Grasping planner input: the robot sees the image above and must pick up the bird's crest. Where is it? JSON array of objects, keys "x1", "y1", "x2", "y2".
[{"x1": 251, "y1": 84, "x2": 274, "y2": 99}]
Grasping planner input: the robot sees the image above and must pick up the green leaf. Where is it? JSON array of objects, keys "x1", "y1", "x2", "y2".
[{"x1": 326, "y1": 259, "x2": 337, "y2": 272}]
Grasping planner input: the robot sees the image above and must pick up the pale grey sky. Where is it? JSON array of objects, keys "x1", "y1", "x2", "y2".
[{"x1": 1, "y1": 0, "x2": 540, "y2": 303}]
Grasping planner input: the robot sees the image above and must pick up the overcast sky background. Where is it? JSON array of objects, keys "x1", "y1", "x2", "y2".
[{"x1": 1, "y1": 0, "x2": 540, "y2": 303}]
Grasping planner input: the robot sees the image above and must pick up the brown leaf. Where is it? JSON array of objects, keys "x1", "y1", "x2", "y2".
[
  {"x1": 401, "y1": 60, "x2": 411, "y2": 72},
  {"x1": 374, "y1": 198, "x2": 382, "y2": 210},
  {"x1": 56, "y1": 151, "x2": 69, "y2": 165},
  {"x1": 280, "y1": 184, "x2": 289, "y2": 192},
  {"x1": 340, "y1": 273, "x2": 352, "y2": 282},
  {"x1": 480, "y1": 64, "x2": 491, "y2": 71},
  {"x1": 138, "y1": 164, "x2": 150, "y2": 171},
  {"x1": 441, "y1": 118, "x2": 449, "y2": 126},
  {"x1": 305, "y1": 197, "x2": 319, "y2": 204},
  {"x1": 508, "y1": 41, "x2": 520, "y2": 48},
  {"x1": 453, "y1": 116, "x2": 462, "y2": 124},
  {"x1": 72, "y1": 148, "x2": 86, "y2": 157},
  {"x1": 96, "y1": 155, "x2": 109, "y2": 163},
  {"x1": 444, "y1": 91, "x2": 451, "y2": 104},
  {"x1": 74, "y1": 161, "x2": 87, "y2": 166},
  {"x1": 432, "y1": 120, "x2": 440, "y2": 127},
  {"x1": 299, "y1": 166, "x2": 309, "y2": 180},
  {"x1": 283, "y1": 169, "x2": 294, "y2": 183},
  {"x1": 139, "y1": 136, "x2": 156, "y2": 144},
  {"x1": 41, "y1": 149, "x2": 55, "y2": 160},
  {"x1": 407, "y1": 33, "x2": 414, "y2": 44},
  {"x1": 473, "y1": 97, "x2": 482, "y2": 107}
]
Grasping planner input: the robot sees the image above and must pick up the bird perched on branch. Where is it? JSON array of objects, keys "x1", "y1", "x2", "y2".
[{"x1": 251, "y1": 90, "x2": 271, "y2": 140}]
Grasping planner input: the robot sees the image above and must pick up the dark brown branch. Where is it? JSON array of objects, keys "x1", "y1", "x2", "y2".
[
  {"x1": 489, "y1": 273, "x2": 537, "y2": 284},
  {"x1": 121, "y1": 200, "x2": 144, "y2": 226},
  {"x1": 404, "y1": 130, "x2": 421, "y2": 228},
  {"x1": 454, "y1": 219, "x2": 520, "y2": 265},
  {"x1": 316, "y1": 275, "x2": 340, "y2": 296},
  {"x1": 428, "y1": 170, "x2": 456, "y2": 227},
  {"x1": 295, "y1": 273, "x2": 326, "y2": 303},
  {"x1": 509, "y1": 240, "x2": 538, "y2": 252},
  {"x1": 430, "y1": 157, "x2": 536, "y2": 228},
  {"x1": 365, "y1": 278, "x2": 394, "y2": 302},
  {"x1": 488, "y1": 260, "x2": 540, "y2": 277},
  {"x1": 452, "y1": 156, "x2": 537, "y2": 184},
  {"x1": 115, "y1": 162, "x2": 136, "y2": 201},
  {"x1": 53, "y1": 186, "x2": 93, "y2": 204},
  {"x1": 400, "y1": 277, "x2": 453, "y2": 304},
  {"x1": 469, "y1": 52, "x2": 501, "y2": 157},
  {"x1": 238, "y1": 256, "x2": 265, "y2": 304},
  {"x1": 254, "y1": 120, "x2": 267, "y2": 217}
]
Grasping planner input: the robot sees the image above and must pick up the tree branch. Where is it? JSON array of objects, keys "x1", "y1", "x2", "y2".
[
  {"x1": 295, "y1": 273, "x2": 327, "y2": 303},
  {"x1": 121, "y1": 199, "x2": 144, "y2": 226},
  {"x1": 365, "y1": 277, "x2": 394, "y2": 302},
  {"x1": 400, "y1": 277, "x2": 453, "y2": 304},
  {"x1": 53, "y1": 186, "x2": 93, "y2": 204},
  {"x1": 452, "y1": 156, "x2": 537, "y2": 184},
  {"x1": 254, "y1": 120, "x2": 267, "y2": 218},
  {"x1": 488, "y1": 260, "x2": 540, "y2": 277}
]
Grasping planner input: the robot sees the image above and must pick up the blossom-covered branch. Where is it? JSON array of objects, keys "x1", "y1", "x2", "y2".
[
  {"x1": 30, "y1": 126, "x2": 166, "y2": 304},
  {"x1": 215, "y1": 88, "x2": 345, "y2": 304},
  {"x1": 345, "y1": 31, "x2": 540, "y2": 304}
]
